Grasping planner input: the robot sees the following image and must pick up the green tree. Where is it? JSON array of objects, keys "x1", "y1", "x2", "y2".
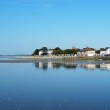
[
  {"x1": 72, "y1": 49, "x2": 77, "y2": 55},
  {"x1": 96, "y1": 50, "x2": 100, "y2": 54},
  {"x1": 41, "y1": 47, "x2": 48, "y2": 51},
  {"x1": 32, "y1": 49, "x2": 39, "y2": 55},
  {"x1": 52, "y1": 47, "x2": 63, "y2": 55},
  {"x1": 64, "y1": 49, "x2": 77, "y2": 55}
]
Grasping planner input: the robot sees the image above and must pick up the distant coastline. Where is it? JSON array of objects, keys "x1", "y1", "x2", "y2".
[
  {"x1": 19, "y1": 55, "x2": 110, "y2": 61},
  {"x1": 1, "y1": 55, "x2": 110, "y2": 64}
]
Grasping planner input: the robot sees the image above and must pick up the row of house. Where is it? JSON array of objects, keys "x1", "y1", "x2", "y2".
[
  {"x1": 77, "y1": 47, "x2": 110, "y2": 57},
  {"x1": 38, "y1": 47, "x2": 110, "y2": 57}
]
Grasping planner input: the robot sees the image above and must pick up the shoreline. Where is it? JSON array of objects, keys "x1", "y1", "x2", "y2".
[
  {"x1": 0, "y1": 55, "x2": 110, "y2": 64},
  {"x1": 18, "y1": 56, "x2": 63, "y2": 59},
  {"x1": 18, "y1": 55, "x2": 110, "y2": 61}
]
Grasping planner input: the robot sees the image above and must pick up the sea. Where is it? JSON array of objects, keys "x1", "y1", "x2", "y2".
[{"x1": 0, "y1": 56, "x2": 110, "y2": 110}]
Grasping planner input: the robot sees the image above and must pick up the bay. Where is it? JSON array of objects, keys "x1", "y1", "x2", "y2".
[{"x1": 0, "y1": 61, "x2": 110, "y2": 110}]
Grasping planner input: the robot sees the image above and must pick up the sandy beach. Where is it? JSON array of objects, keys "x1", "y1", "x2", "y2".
[{"x1": 18, "y1": 55, "x2": 63, "y2": 59}]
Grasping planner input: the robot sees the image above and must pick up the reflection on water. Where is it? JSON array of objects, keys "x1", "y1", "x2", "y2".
[
  {"x1": 80, "y1": 64, "x2": 96, "y2": 70},
  {"x1": 100, "y1": 64, "x2": 110, "y2": 70},
  {"x1": 0, "y1": 62, "x2": 110, "y2": 110},
  {"x1": 34, "y1": 62, "x2": 110, "y2": 71},
  {"x1": 34, "y1": 62, "x2": 77, "y2": 70},
  {"x1": 35, "y1": 62, "x2": 53, "y2": 70}
]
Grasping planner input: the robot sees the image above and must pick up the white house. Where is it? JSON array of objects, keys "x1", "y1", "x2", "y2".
[
  {"x1": 100, "y1": 47, "x2": 110, "y2": 56},
  {"x1": 85, "y1": 51, "x2": 96, "y2": 56},
  {"x1": 48, "y1": 50, "x2": 53, "y2": 56},
  {"x1": 82, "y1": 47, "x2": 96, "y2": 56},
  {"x1": 105, "y1": 47, "x2": 110, "y2": 55},
  {"x1": 100, "y1": 48, "x2": 106, "y2": 56},
  {"x1": 39, "y1": 50, "x2": 43, "y2": 56},
  {"x1": 39, "y1": 50, "x2": 53, "y2": 56}
]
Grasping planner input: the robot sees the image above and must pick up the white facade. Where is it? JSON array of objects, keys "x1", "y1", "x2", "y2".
[
  {"x1": 39, "y1": 50, "x2": 53, "y2": 56},
  {"x1": 39, "y1": 51, "x2": 43, "y2": 56},
  {"x1": 105, "y1": 48, "x2": 110, "y2": 55},
  {"x1": 48, "y1": 50, "x2": 53, "y2": 56},
  {"x1": 85, "y1": 51, "x2": 96, "y2": 56},
  {"x1": 100, "y1": 51, "x2": 106, "y2": 56},
  {"x1": 100, "y1": 47, "x2": 110, "y2": 56}
]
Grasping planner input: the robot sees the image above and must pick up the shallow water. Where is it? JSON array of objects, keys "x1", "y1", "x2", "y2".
[
  {"x1": 0, "y1": 56, "x2": 15, "y2": 60},
  {"x1": 0, "y1": 61, "x2": 110, "y2": 110}
]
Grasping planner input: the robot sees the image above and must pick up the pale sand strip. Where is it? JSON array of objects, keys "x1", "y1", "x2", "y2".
[{"x1": 17, "y1": 56, "x2": 63, "y2": 59}]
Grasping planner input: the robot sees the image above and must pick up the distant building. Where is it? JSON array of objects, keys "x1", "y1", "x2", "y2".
[
  {"x1": 39, "y1": 49, "x2": 53, "y2": 56},
  {"x1": 100, "y1": 47, "x2": 110, "y2": 56},
  {"x1": 77, "y1": 49, "x2": 82, "y2": 56},
  {"x1": 48, "y1": 49, "x2": 53, "y2": 56},
  {"x1": 39, "y1": 50, "x2": 43, "y2": 56},
  {"x1": 100, "y1": 48, "x2": 106, "y2": 56},
  {"x1": 105, "y1": 47, "x2": 110, "y2": 55},
  {"x1": 72, "y1": 47, "x2": 77, "y2": 51},
  {"x1": 82, "y1": 47, "x2": 96, "y2": 56}
]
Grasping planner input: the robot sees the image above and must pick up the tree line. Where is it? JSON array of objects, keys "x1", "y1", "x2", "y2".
[{"x1": 32, "y1": 47, "x2": 77, "y2": 56}]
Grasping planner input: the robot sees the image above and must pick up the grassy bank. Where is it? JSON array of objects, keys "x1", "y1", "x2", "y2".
[
  {"x1": 0, "y1": 55, "x2": 110, "y2": 64},
  {"x1": 62, "y1": 56, "x2": 110, "y2": 61},
  {"x1": 18, "y1": 55, "x2": 110, "y2": 61}
]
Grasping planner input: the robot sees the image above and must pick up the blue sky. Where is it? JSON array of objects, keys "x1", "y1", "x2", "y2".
[{"x1": 0, "y1": 0, "x2": 110, "y2": 55}]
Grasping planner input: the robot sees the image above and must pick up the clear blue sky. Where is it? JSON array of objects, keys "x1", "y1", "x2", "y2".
[{"x1": 0, "y1": 0, "x2": 110, "y2": 55}]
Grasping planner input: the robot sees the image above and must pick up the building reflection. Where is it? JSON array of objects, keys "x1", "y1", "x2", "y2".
[
  {"x1": 34, "y1": 62, "x2": 77, "y2": 70},
  {"x1": 35, "y1": 62, "x2": 54, "y2": 70},
  {"x1": 100, "y1": 64, "x2": 110, "y2": 70},
  {"x1": 34, "y1": 62, "x2": 110, "y2": 71},
  {"x1": 80, "y1": 64, "x2": 96, "y2": 70}
]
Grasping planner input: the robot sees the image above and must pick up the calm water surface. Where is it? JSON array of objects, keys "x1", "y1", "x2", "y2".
[{"x1": 0, "y1": 61, "x2": 110, "y2": 110}]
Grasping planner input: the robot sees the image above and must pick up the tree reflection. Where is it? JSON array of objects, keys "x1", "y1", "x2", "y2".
[
  {"x1": 34, "y1": 62, "x2": 48, "y2": 70},
  {"x1": 63, "y1": 64, "x2": 77, "y2": 69},
  {"x1": 34, "y1": 62, "x2": 77, "y2": 70},
  {"x1": 52, "y1": 63, "x2": 62, "y2": 69},
  {"x1": 34, "y1": 63, "x2": 39, "y2": 69},
  {"x1": 34, "y1": 62, "x2": 110, "y2": 71}
]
